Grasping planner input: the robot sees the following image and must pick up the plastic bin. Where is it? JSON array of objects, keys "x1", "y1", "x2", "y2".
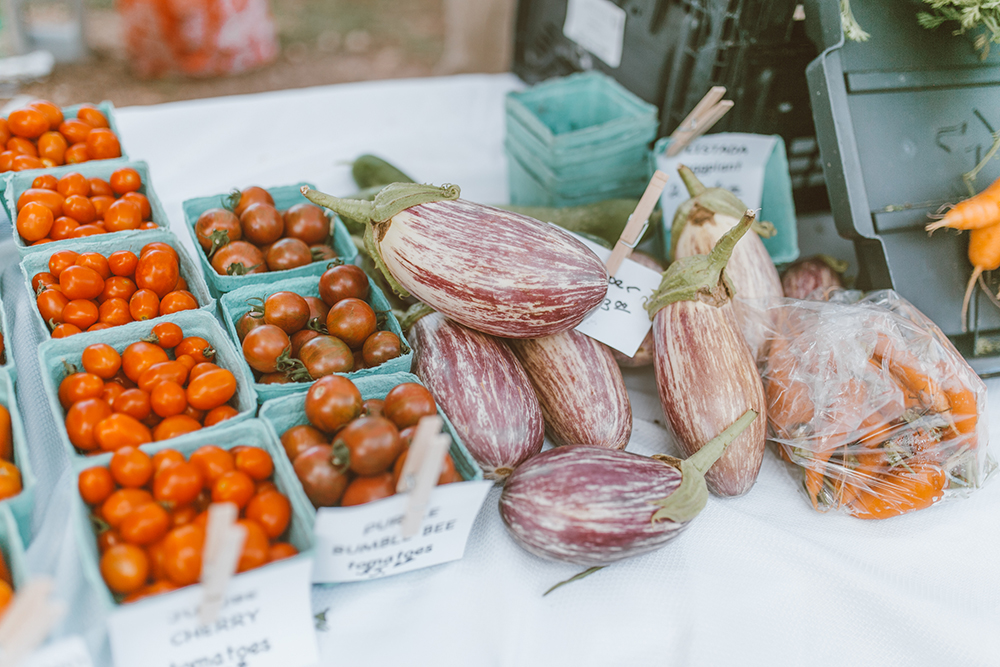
[
  {"x1": 804, "y1": 0, "x2": 1000, "y2": 375},
  {"x1": 0, "y1": 369, "x2": 35, "y2": 544},
  {"x1": 219, "y1": 275, "x2": 412, "y2": 404},
  {"x1": 38, "y1": 309, "x2": 258, "y2": 460},
  {"x1": 5, "y1": 158, "x2": 166, "y2": 257},
  {"x1": 19, "y1": 228, "x2": 215, "y2": 342},
  {"x1": 182, "y1": 183, "x2": 358, "y2": 298}
]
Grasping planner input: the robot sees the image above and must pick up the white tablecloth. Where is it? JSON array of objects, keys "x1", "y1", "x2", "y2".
[{"x1": 3, "y1": 73, "x2": 1000, "y2": 667}]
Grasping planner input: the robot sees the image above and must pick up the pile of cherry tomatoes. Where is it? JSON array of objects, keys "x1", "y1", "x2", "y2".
[
  {"x1": 16, "y1": 167, "x2": 157, "y2": 245},
  {"x1": 61, "y1": 322, "x2": 239, "y2": 453},
  {"x1": 0, "y1": 100, "x2": 121, "y2": 174},
  {"x1": 237, "y1": 264, "x2": 404, "y2": 384},
  {"x1": 32, "y1": 241, "x2": 198, "y2": 338},
  {"x1": 283, "y1": 376, "x2": 462, "y2": 509},
  {"x1": 195, "y1": 186, "x2": 339, "y2": 276},
  {"x1": 78, "y1": 444, "x2": 297, "y2": 602},
  {"x1": 0, "y1": 400, "x2": 20, "y2": 501}
]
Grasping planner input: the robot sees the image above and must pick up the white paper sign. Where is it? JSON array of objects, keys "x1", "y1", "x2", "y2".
[
  {"x1": 312, "y1": 480, "x2": 492, "y2": 583},
  {"x1": 657, "y1": 133, "x2": 777, "y2": 233},
  {"x1": 563, "y1": 0, "x2": 626, "y2": 68},
  {"x1": 107, "y1": 557, "x2": 318, "y2": 667},
  {"x1": 20, "y1": 637, "x2": 93, "y2": 667},
  {"x1": 569, "y1": 233, "x2": 662, "y2": 357}
]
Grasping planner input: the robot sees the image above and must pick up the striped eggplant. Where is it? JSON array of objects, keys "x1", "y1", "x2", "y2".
[
  {"x1": 405, "y1": 306, "x2": 544, "y2": 481},
  {"x1": 499, "y1": 409, "x2": 757, "y2": 565},
  {"x1": 508, "y1": 329, "x2": 631, "y2": 450},
  {"x1": 781, "y1": 255, "x2": 847, "y2": 300},
  {"x1": 609, "y1": 250, "x2": 664, "y2": 368},
  {"x1": 647, "y1": 212, "x2": 767, "y2": 497},
  {"x1": 303, "y1": 183, "x2": 608, "y2": 338}
]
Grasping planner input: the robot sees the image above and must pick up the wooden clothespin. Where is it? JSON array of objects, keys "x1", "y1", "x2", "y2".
[
  {"x1": 665, "y1": 86, "x2": 734, "y2": 157},
  {"x1": 199, "y1": 503, "x2": 247, "y2": 626},
  {"x1": 606, "y1": 170, "x2": 669, "y2": 277},
  {"x1": 396, "y1": 415, "x2": 451, "y2": 539},
  {"x1": 0, "y1": 577, "x2": 66, "y2": 667}
]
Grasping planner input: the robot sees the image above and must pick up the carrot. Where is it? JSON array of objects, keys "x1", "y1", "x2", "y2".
[
  {"x1": 872, "y1": 333, "x2": 950, "y2": 414},
  {"x1": 803, "y1": 378, "x2": 868, "y2": 510},
  {"x1": 960, "y1": 222, "x2": 1000, "y2": 331},
  {"x1": 925, "y1": 175, "x2": 1000, "y2": 232},
  {"x1": 848, "y1": 461, "x2": 946, "y2": 520}
]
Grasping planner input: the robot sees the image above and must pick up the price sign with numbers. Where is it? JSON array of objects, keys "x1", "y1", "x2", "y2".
[{"x1": 568, "y1": 231, "x2": 663, "y2": 357}]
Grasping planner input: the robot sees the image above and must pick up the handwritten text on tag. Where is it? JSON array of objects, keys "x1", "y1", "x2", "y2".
[
  {"x1": 312, "y1": 480, "x2": 492, "y2": 583},
  {"x1": 107, "y1": 557, "x2": 317, "y2": 667},
  {"x1": 569, "y1": 232, "x2": 662, "y2": 358}
]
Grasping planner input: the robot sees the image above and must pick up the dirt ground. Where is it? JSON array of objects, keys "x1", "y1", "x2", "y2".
[{"x1": 17, "y1": 0, "x2": 451, "y2": 108}]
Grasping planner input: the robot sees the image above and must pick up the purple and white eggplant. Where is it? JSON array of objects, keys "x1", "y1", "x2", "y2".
[
  {"x1": 499, "y1": 409, "x2": 757, "y2": 566},
  {"x1": 647, "y1": 213, "x2": 767, "y2": 497},
  {"x1": 508, "y1": 329, "x2": 631, "y2": 450},
  {"x1": 303, "y1": 183, "x2": 608, "y2": 339},
  {"x1": 780, "y1": 255, "x2": 848, "y2": 300},
  {"x1": 405, "y1": 306, "x2": 544, "y2": 481}
]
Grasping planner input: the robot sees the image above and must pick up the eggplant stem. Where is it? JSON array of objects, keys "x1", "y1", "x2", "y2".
[
  {"x1": 542, "y1": 566, "x2": 606, "y2": 597},
  {"x1": 678, "y1": 165, "x2": 707, "y2": 197},
  {"x1": 400, "y1": 302, "x2": 436, "y2": 332}
]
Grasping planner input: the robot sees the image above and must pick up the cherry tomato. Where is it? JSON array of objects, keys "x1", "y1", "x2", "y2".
[
  {"x1": 121, "y1": 341, "x2": 169, "y2": 382},
  {"x1": 264, "y1": 291, "x2": 310, "y2": 334},
  {"x1": 51, "y1": 323, "x2": 82, "y2": 338},
  {"x1": 100, "y1": 544, "x2": 149, "y2": 594},
  {"x1": 57, "y1": 172, "x2": 88, "y2": 197},
  {"x1": 293, "y1": 444, "x2": 350, "y2": 507},
  {"x1": 48, "y1": 216, "x2": 78, "y2": 240},
  {"x1": 64, "y1": 142, "x2": 89, "y2": 164},
  {"x1": 36, "y1": 287, "x2": 68, "y2": 324},
  {"x1": 149, "y1": 322, "x2": 183, "y2": 349},
  {"x1": 319, "y1": 264, "x2": 369, "y2": 306},
  {"x1": 100, "y1": 276, "x2": 137, "y2": 302},
  {"x1": 129, "y1": 289, "x2": 159, "y2": 321},
  {"x1": 0, "y1": 460, "x2": 21, "y2": 500},
  {"x1": 326, "y1": 298, "x2": 377, "y2": 349},
  {"x1": 161, "y1": 524, "x2": 205, "y2": 586},
  {"x1": 265, "y1": 238, "x2": 313, "y2": 271},
  {"x1": 258, "y1": 372, "x2": 291, "y2": 384},
  {"x1": 289, "y1": 329, "x2": 321, "y2": 358},
  {"x1": 48, "y1": 250, "x2": 79, "y2": 277},
  {"x1": 37, "y1": 131, "x2": 67, "y2": 164},
  {"x1": 76, "y1": 251, "x2": 111, "y2": 279},
  {"x1": 154, "y1": 462, "x2": 203, "y2": 506},
  {"x1": 175, "y1": 337, "x2": 216, "y2": 364},
  {"x1": 8, "y1": 107, "x2": 48, "y2": 138},
  {"x1": 269, "y1": 543, "x2": 298, "y2": 562},
  {"x1": 65, "y1": 398, "x2": 113, "y2": 450},
  {"x1": 194, "y1": 208, "x2": 242, "y2": 252},
  {"x1": 204, "y1": 405, "x2": 239, "y2": 426},
  {"x1": 70, "y1": 224, "x2": 104, "y2": 238},
  {"x1": 211, "y1": 241, "x2": 266, "y2": 276},
  {"x1": 283, "y1": 203, "x2": 330, "y2": 245},
  {"x1": 95, "y1": 413, "x2": 153, "y2": 451},
  {"x1": 7, "y1": 137, "x2": 37, "y2": 156},
  {"x1": 78, "y1": 466, "x2": 115, "y2": 505},
  {"x1": 234, "y1": 447, "x2": 273, "y2": 481},
  {"x1": 394, "y1": 450, "x2": 462, "y2": 486},
  {"x1": 0, "y1": 151, "x2": 12, "y2": 171},
  {"x1": 305, "y1": 375, "x2": 363, "y2": 433},
  {"x1": 341, "y1": 472, "x2": 395, "y2": 507},
  {"x1": 62, "y1": 299, "x2": 99, "y2": 329},
  {"x1": 98, "y1": 298, "x2": 132, "y2": 326},
  {"x1": 122, "y1": 192, "x2": 152, "y2": 219},
  {"x1": 101, "y1": 381, "x2": 125, "y2": 405},
  {"x1": 242, "y1": 325, "x2": 290, "y2": 374},
  {"x1": 105, "y1": 199, "x2": 142, "y2": 232},
  {"x1": 84, "y1": 177, "x2": 110, "y2": 197},
  {"x1": 134, "y1": 249, "x2": 179, "y2": 299},
  {"x1": 59, "y1": 371, "x2": 104, "y2": 408},
  {"x1": 0, "y1": 118, "x2": 8, "y2": 145},
  {"x1": 152, "y1": 415, "x2": 202, "y2": 441},
  {"x1": 29, "y1": 100, "x2": 63, "y2": 128},
  {"x1": 152, "y1": 449, "x2": 184, "y2": 475},
  {"x1": 97, "y1": 528, "x2": 124, "y2": 554},
  {"x1": 234, "y1": 519, "x2": 269, "y2": 573},
  {"x1": 171, "y1": 505, "x2": 198, "y2": 528},
  {"x1": 109, "y1": 446, "x2": 153, "y2": 488},
  {"x1": 18, "y1": 188, "x2": 64, "y2": 217},
  {"x1": 82, "y1": 343, "x2": 122, "y2": 379},
  {"x1": 236, "y1": 312, "x2": 266, "y2": 342},
  {"x1": 188, "y1": 363, "x2": 219, "y2": 384},
  {"x1": 212, "y1": 470, "x2": 255, "y2": 510},
  {"x1": 240, "y1": 203, "x2": 284, "y2": 245},
  {"x1": 63, "y1": 194, "x2": 97, "y2": 223},
  {"x1": 16, "y1": 201, "x2": 53, "y2": 241},
  {"x1": 109, "y1": 167, "x2": 141, "y2": 195},
  {"x1": 86, "y1": 128, "x2": 121, "y2": 160},
  {"x1": 186, "y1": 368, "x2": 237, "y2": 411},
  {"x1": 150, "y1": 381, "x2": 188, "y2": 418},
  {"x1": 384, "y1": 382, "x2": 437, "y2": 430},
  {"x1": 138, "y1": 361, "x2": 190, "y2": 393},
  {"x1": 32, "y1": 271, "x2": 58, "y2": 292},
  {"x1": 120, "y1": 501, "x2": 171, "y2": 546},
  {"x1": 189, "y1": 446, "x2": 234, "y2": 485},
  {"x1": 159, "y1": 290, "x2": 198, "y2": 315},
  {"x1": 299, "y1": 336, "x2": 353, "y2": 378},
  {"x1": 361, "y1": 398, "x2": 384, "y2": 418},
  {"x1": 77, "y1": 105, "x2": 109, "y2": 128},
  {"x1": 334, "y1": 416, "x2": 403, "y2": 476},
  {"x1": 101, "y1": 488, "x2": 154, "y2": 527},
  {"x1": 103, "y1": 252, "x2": 135, "y2": 279},
  {"x1": 32, "y1": 174, "x2": 57, "y2": 190},
  {"x1": 231, "y1": 186, "x2": 274, "y2": 217},
  {"x1": 11, "y1": 154, "x2": 43, "y2": 171}
]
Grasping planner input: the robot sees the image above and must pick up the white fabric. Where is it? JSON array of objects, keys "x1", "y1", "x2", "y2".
[{"x1": 2, "y1": 73, "x2": 999, "y2": 667}]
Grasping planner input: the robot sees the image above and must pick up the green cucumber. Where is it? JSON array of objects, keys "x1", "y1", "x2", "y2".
[{"x1": 351, "y1": 155, "x2": 414, "y2": 189}]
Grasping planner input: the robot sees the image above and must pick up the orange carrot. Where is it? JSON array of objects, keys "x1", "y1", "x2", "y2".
[
  {"x1": 803, "y1": 378, "x2": 867, "y2": 510},
  {"x1": 926, "y1": 176, "x2": 1000, "y2": 232},
  {"x1": 872, "y1": 333, "x2": 950, "y2": 414},
  {"x1": 848, "y1": 461, "x2": 946, "y2": 520},
  {"x1": 960, "y1": 222, "x2": 1000, "y2": 330}
]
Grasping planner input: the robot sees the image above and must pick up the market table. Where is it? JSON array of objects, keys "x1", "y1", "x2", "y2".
[{"x1": 2, "y1": 73, "x2": 1000, "y2": 667}]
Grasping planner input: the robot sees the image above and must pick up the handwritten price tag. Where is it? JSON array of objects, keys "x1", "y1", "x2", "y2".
[
  {"x1": 568, "y1": 232, "x2": 662, "y2": 357},
  {"x1": 311, "y1": 480, "x2": 492, "y2": 583},
  {"x1": 20, "y1": 637, "x2": 93, "y2": 667},
  {"x1": 657, "y1": 133, "x2": 777, "y2": 232},
  {"x1": 107, "y1": 557, "x2": 318, "y2": 667}
]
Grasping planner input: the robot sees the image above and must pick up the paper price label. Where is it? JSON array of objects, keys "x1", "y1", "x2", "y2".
[
  {"x1": 108, "y1": 557, "x2": 318, "y2": 667},
  {"x1": 563, "y1": 0, "x2": 626, "y2": 68},
  {"x1": 311, "y1": 480, "x2": 492, "y2": 583},
  {"x1": 20, "y1": 637, "x2": 93, "y2": 667},
  {"x1": 657, "y1": 133, "x2": 777, "y2": 232},
  {"x1": 569, "y1": 232, "x2": 662, "y2": 358}
]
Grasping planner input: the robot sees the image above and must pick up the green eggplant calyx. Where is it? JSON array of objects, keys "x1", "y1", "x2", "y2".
[
  {"x1": 669, "y1": 165, "x2": 755, "y2": 261},
  {"x1": 650, "y1": 408, "x2": 758, "y2": 524},
  {"x1": 363, "y1": 222, "x2": 411, "y2": 298},
  {"x1": 400, "y1": 302, "x2": 436, "y2": 333},
  {"x1": 647, "y1": 210, "x2": 755, "y2": 317},
  {"x1": 678, "y1": 164, "x2": 707, "y2": 197}
]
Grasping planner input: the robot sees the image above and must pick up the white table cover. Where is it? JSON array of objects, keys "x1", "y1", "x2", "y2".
[{"x1": 2, "y1": 74, "x2": 999, "y2": 667}]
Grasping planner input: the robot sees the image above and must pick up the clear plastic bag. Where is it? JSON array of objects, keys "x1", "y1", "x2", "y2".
[{"x1": 752, "y1": 290, "x2": 993, "y2": 519}]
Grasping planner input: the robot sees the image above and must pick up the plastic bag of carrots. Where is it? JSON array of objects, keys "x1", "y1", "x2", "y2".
[{"x1": 757, "y1": 290, "x2": 993, "y2": 519}]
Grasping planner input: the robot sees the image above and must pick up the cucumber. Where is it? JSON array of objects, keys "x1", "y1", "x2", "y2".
[{"x1": 351, "y1": 155, "x2": 414, "y2": 189}]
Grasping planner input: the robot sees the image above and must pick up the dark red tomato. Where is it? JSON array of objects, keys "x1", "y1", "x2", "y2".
[
  {"x1": 289, "y1": 329, "x2": 321, "y2": 357},
  {"x1": 265, "y1": 239, "x2": 312, "y2": 274},
  {"x1": 304, "y1": 375, "x2": 362, "y2": 434},
  {"x1": 211, "y1": 241, "x2": 266, "y2": 276},
  {"x1": 283, "y1": 204, "x2": 330, "y2": 245},
  {"x1": 236, "y1": 311, "x2": 266, "y2": 341},
  {"x1": 280, "y1": 424, "x2": 327, "y2": 462},
  {"x1": 362, "y1": 331, "x2": 402, "y2": 367},
  {"x1": 264, "y1": 291, "x2": 309, "y2": 334},
  {"x1": 393, "y1": 450, "x2": 462, "y2": 487},
  {"x1": 326, "y1": 298, "x2": 377, "y2": 349},
  {"x1": 333, "y1": 417, "x2": 402, "y2": 476},
  {"x1": 298, "y1": 336, "x2": 353, "y2": 379},
  {"x1": 361, "y1": 398, "x2": 384, "y2": 418},
  {"x1": 310, "y1": 245, "x2": 338, "y2": 261},
  {"x1": 242, "y1": 324, "x2": 290, "y2": 373},
  {"x1": 240, "y1": 203, "x2": 283, "y2": 246},
  {"x1": 340, "y1": 473, "x2": 395, "y2": 507},
  {"x1": 398, "y1": 425, "x2": 417, "y2": 449},
  {"x1": 383, "y1": 382, "x2": 437, "y2": 430},
  {"x1": 318, "y1": 265, "x2": 369, "y2": 306},
  {"x1": 194, "y1": 208, "x2": 241, "y2": 252},
  {"x1": 292, "y1": 444, "x2": 350, "y2": 507},
  {"x1": 230, "y1": 186, "x2": 274, "y2": 218},
  {"x1": 258, "y1": 372, "x2": 292, "y2": 385},
  {"x1": 303, "y1": 297, "x2": 329, "y2": 325}
]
